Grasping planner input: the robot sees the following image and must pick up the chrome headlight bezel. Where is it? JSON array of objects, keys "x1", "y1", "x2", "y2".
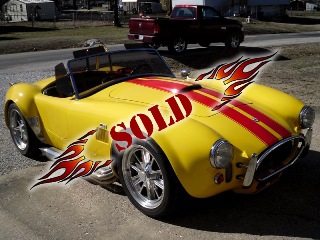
[
  {"x1": 300, "y1": 106, "x2": 315, "y2": 129},
  {"x1": 210, "y1": 139, "x2": 234, "y2": 169}
]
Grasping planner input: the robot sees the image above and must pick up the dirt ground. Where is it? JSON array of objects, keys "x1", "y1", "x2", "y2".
[{"x1": 162, "y1": 42, "x2": 320, "y2": 108}]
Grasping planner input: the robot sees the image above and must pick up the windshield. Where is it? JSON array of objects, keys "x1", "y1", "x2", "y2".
[{"x1": 67, "y1": 49, "x2": 175, "y2": 99}]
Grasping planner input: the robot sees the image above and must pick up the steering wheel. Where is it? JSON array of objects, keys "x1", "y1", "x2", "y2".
[{"x1": 130, "y1": 64, "x2": 153, "y2": 75}]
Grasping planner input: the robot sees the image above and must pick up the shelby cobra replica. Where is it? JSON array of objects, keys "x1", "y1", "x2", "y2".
[{"x1": 5, "y1": 47, "x2": 314, "y2": 217}]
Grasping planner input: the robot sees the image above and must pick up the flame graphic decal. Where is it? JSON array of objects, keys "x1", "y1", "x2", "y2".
[
  {"x1": 31, "y1": 130, "x2": 112, "y2": 189},
  {"x1": 196, "y1": 53, "x2": 276, "y2": 110}
]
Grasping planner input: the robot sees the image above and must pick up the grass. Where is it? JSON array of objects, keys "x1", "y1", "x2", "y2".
[
  {"x1": 0, "y1": 23, "x2": 131, "y2": 54},
  {"x1": 1, "y1": 9, "x2": 320, "y2": 54}
]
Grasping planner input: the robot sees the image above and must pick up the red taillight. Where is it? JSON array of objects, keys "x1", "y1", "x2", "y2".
[{"x1": 154, "y1": 23, "x2": 160, "y2": 34}]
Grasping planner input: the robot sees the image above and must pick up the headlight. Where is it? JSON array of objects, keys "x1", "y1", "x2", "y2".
[
  {"x1": 300, "y1": 106, "x2": 315, "y2": 129},
  {"x1": 210, "y1": 139, "x2": 233, "y2": 169}
]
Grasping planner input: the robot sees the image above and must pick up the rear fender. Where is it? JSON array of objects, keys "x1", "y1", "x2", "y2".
[{"x1": 5, "y1": 83, "x2": 41, "y2": 128}]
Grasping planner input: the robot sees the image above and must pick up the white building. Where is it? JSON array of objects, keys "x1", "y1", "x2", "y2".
[{"x1": 2, "y1": 0, "x2": 56, "y2": 22}]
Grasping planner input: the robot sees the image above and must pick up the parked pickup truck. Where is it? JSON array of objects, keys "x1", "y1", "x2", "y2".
[{"x1": 128, "y1": 5, "x2": 244, "y2": 53}]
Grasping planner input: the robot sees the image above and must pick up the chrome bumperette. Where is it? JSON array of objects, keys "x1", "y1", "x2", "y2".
[
  {"x1": 243, "y1": 131, "x2": 310, "y2": 187},
  {"x1": 243, "y1": 153, "x2": 257, "y2": 187}
]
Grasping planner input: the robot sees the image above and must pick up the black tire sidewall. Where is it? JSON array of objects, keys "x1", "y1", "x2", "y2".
[
  {"x1": 168, "y1": 36, "x2": 187, "y2": 54},
  {"x1": 225, "y1": 32, "x2": 240, "y2": 49},
  {"x1": 116, "y1": 138, "x2": 175, "y2": 218},
  {"x1": 7, "y1": 103, "x2": 40, "y2": 157}
]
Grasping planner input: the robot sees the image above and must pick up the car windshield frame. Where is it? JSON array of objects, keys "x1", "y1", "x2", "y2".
[{"x1": 66, "y1": 48, "x2": 175, "y2": 99}]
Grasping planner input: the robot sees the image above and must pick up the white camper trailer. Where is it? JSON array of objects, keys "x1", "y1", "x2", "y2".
[{"x1": 2, "y1": 0, "x2": 56, "y2": 22}]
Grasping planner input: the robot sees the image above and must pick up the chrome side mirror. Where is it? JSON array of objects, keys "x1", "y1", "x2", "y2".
[{"x1": 181, "y1": 69, "x2": 191, "y2": 79}]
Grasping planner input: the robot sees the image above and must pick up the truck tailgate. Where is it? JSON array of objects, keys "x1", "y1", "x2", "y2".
[{"x1": 129, "y1": 18, "x2": 166, "y2": 35}]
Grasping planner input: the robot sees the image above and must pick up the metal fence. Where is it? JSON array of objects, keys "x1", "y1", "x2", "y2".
[{"x1": 1, "y1": 10, "x2": 131, "y2": 29}]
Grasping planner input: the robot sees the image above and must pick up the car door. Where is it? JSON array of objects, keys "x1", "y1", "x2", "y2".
[
  {"x1": 199, "y1": 6, "x2": 227, "y2": 42},
  {"x1": 34, "y1": 94, "x2": 71, "y2": 149},
  {"x1": 64, "y1": 98, "x2": 112, "y2": 161}
]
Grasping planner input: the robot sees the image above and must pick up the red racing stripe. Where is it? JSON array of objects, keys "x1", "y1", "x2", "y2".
[
  {"x1": 128, "y1": 78, "x2": 282, "y2": 145},
  {"x1": 200, "y1": 87, "x2": 292, "y2": 139},
  {"x1": 233, "y1": 100, "x2": 291, "y2": 139}
]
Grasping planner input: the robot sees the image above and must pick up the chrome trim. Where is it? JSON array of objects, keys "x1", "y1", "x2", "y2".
[
  {"x1": 305, "y1": 127, "x2": 313, "y2": 146},
  {"x1": 257, "y1": 135, "x2": 306, "y2": 182},
  {"x1": 243, "y1": 153, "x2": 257, "y2": 187},
  {"x1": 243, "y1": 135, "x2": 306, "y2": 187},
  {"x1": 40, "y1": 147, "x2": 62, "y2": 161},
  {"x1": 256, "y1": 135, "x2": 305, "y2": 168}
]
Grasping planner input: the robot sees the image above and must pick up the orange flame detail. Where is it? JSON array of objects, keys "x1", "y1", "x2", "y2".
[
  {"x1": 196, "y1": 53, "x2": 276, "y2": 110},
  {"x1": 31, "y1": 130, "x2": 112, "y2": 189}
]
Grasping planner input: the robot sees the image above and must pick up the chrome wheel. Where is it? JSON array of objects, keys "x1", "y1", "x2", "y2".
[
  {"x1": 122, "y1": 145, "x2": 164, "y2": 209},
  {"x1": 7, "y1": 103, "x2": 41, "y2": 157},
  {"x1": 230, "y1": 35, "x2": 240, "y2": 48},
  {"x1": 168, "y1": 37, "x2": 187, "y2": 53},
  {"x1": 225, "y1": 34, "x2": 240, "y2": 49},
  {"x1": 9, "y1": 108, "x2": 28, "y2": 151}
]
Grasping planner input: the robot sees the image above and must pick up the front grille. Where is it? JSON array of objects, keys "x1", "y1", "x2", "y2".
[{"x1": 255, "y1": 136, "x2": 306, "y2": 182}]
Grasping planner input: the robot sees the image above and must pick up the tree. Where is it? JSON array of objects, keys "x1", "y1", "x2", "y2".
[
  {"x1": 0, "y1": 0, "x2": 10, "y2": 9},
  {"x1": 113, "y1": 0, "x2": 121, "y2": 27}
]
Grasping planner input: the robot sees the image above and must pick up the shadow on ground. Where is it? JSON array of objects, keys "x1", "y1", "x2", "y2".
[
  {"x1": 159, "y1": 46, "x2": 290, "y2": 70},
  {"x1": 0, "y1": 37, "x2": 20, "y2": 41},
  {"x1": 159, "y1": 150, "x2": 320, "y2": 239},
  {"x1": 286, "y1": 16, "x2": 320, "y2": 25}
]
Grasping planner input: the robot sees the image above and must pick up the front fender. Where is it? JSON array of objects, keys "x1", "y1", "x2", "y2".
[{"x1": 152, "y1": 117, "x2": 240, "y2": 198}]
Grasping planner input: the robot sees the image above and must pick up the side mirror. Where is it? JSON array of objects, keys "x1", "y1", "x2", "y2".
[{"x1": 181, "y1": 69, "x2": 191, "y2": 79}]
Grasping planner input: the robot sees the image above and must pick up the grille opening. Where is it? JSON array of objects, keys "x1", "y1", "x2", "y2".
[
  {"x1": 255, "y1": 138, "x2": 302, "y2": 180},
  {"x1": 256, "y1": 172, "x2": 282, "y2": 191}
]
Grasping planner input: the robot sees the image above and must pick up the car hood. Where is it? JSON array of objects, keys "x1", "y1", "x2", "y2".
[
  {"x1": 106, "y1": 76, "x2": 299, "y2": 150},
  {"x1": 109, "y1": 77, "x2": 221, "y2": 117}
]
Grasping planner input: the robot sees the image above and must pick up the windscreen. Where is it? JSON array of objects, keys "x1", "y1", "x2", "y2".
[{"x1": 67, "y1": 49, "x2": 175, "y2": 98}]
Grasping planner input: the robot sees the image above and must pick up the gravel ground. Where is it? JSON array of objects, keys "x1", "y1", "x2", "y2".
[{"x1": 0, "y1": 70, "x2": 54, "y2": 176}]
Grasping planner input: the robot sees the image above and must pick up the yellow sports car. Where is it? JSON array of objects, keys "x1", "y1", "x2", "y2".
[{"x1": 4, "y1": 47, "x2": 314, "y2": 218}]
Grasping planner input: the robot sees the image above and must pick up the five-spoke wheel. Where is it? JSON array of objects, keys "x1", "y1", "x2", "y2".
[
  {"x1": 118, "y1": 139, "x2": 179, "y2": 217},
  {"x1": 7, "y1": 103, "x2": 41, "y2": 157},
  {"x1": 168, "y1": 37, "x2": 187, "y2": 54}
]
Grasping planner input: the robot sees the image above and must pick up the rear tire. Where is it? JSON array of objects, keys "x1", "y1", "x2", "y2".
[
  {"x1": 7, "y1": 103, "x2": 42, "y2": 157},
  {"x1": 225, "y1": 33, "x2": 241, "y2": 49},
  {"x1": 168, "y1": 36, "x2": 187, "y2": 54}
]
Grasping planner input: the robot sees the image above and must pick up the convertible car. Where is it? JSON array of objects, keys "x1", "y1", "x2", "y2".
[{"x1": 5, "y1": 47, "x2": 314, "y2": 217}]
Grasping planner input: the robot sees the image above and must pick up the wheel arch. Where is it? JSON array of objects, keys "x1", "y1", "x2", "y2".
[
  {"x1": 5, "y1": 83, "x2": 41, "y2": 129},
  {"x1": 110, "y1": 119, "x2": 225, "y2": 198}
]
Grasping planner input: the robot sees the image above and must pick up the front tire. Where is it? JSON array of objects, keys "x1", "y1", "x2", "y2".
[
  {"x1": 118, "y1": 139, "x2": 178, "y2": 218},
  {"x1": 7, "y1": 103, "x2": 41, "y2": 157}
]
